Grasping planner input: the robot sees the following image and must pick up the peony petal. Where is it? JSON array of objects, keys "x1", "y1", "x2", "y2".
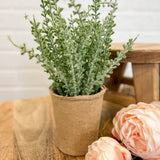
[
  {"x1": 112, "y1": 102, "x2": 160, "y2": 160},
  {"x1": 85, "y1": 137, "x2": 131, "y2": 160}
]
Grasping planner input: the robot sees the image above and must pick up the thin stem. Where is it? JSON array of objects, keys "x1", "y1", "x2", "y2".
[
  {"x1": 8, "y1": 36, "x2": 21, "y2": 48},
  {"x1": 70, "y1": 54, "x2": 77, "y2": 96}
]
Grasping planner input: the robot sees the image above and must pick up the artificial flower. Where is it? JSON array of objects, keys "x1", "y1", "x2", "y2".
[
  {"x1": 85, "y1": 137, "x2": 131, "y2": 160},
  {"x1": 151, "y1": 101, "x2": 160, "y2": 109},
  {"x1": 112, "y1": 102, "x2": 160, "y2": 160}
]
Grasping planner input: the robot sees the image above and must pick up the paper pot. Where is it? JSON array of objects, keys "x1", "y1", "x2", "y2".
[{"x1": 49, "y1": 86, "x2": 106, "y2": 156}]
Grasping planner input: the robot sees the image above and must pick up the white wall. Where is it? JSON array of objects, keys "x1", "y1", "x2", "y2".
[{"x1": 0, "y1": 0, "x2": 160, "y2": 102}]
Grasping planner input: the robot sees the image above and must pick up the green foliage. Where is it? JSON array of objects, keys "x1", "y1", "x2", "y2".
[{"x1": 9, "y1": 0, "x2": 137, "y2": 96}]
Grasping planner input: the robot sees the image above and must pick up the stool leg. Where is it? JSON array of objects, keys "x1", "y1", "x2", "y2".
[
  {"x1": 132, "y1": 63, "x2": 159, "y2": 103},
  {"x1": 104, "y1": 63, "x2": 127, "y2": 91}
]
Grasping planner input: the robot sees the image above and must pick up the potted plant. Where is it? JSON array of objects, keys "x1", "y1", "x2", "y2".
[{"x1": 9, "y1": 0, "x2": 137, "y2": 156}]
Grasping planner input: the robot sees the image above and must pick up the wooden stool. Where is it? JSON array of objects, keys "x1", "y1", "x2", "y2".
[{"x1": 104, "y1": 43, "x2": 160, "y2": 106}]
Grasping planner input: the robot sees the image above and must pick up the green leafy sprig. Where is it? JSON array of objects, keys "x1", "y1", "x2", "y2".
[{"x1": 9, "y1": 0, "x2": 137, "y2": 96}]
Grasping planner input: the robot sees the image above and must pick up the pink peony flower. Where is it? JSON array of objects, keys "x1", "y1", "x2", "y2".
[
  {"x1": 112, "y1": 102, "x2": 160, "y2": 160},
  {"x1": 85, "y1": 137, "x2": 131, "y2": 160},
  {"x1": 151, "y1": 101, "x2": 160, "y2": 109}
]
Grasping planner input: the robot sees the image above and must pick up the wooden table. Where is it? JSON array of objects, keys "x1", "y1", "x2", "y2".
[{"x1": 0, "y1": 96, "x2": 123, "y2": 160}]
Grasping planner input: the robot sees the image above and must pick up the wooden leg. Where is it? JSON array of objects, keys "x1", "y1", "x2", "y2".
[
  {"x1": 132, "y1": 63, "x2": 159, "y2": 103},
  {"x1": 104, "y1": 63, "x2": 127, "y2": 91}
]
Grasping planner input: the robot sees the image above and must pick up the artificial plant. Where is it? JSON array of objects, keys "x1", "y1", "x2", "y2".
[{"x1": 9, "y1": 0, "x2": 137, "y2": 96}]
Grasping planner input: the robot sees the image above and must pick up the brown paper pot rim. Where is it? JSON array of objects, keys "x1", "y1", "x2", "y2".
[{"x1": 49, "y1": 85, "x2": 106, "y2": 101}]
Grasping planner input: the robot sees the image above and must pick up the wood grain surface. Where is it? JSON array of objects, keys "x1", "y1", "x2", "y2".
[
  {"x1": 0, "y1": 102, "x2": 17, "y2": 160},
  {"x1": 104, "y1": 91, "x2": 136, "y2": 107},
  {"x1": 132, "y1": 63, "x2": 159, "y2": 103},
  {"x1": 111, "y1": 43, "x2": 160, "y2": 63},
  {"x1": 0, "y1": 96, "x2": 123, "y2": 160}
]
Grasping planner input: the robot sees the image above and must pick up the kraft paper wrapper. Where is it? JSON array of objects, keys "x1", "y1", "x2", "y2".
[{"x1": 49, "y1": 86, "x2": 106, "y2": 156}]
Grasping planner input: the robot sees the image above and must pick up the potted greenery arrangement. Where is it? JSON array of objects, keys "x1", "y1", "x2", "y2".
[{"x1": 9, "y1": 0, "x2": 137, "y2": 156}]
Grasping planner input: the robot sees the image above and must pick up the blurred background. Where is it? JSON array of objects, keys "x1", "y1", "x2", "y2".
[{"x1": 0, "y1": 0, "x2": 160, "y2": 102}]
